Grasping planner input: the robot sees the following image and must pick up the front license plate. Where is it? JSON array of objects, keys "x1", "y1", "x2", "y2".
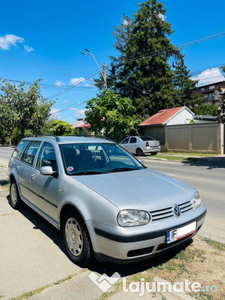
[{"x1": 167, "y1": 222, "x2": 196, "y2": 244}]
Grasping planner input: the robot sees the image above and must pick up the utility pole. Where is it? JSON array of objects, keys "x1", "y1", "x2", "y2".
[
  {"x1": 103, "y1": 64, "x2": 107, "y2": 90},
  {"x1": 81, "y1": 49, "x2": 107, "y2": 90}
]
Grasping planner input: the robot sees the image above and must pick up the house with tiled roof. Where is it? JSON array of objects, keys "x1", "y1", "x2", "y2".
[{"x1": 139, "y1": 106, "x2": 195, "y2": 149}]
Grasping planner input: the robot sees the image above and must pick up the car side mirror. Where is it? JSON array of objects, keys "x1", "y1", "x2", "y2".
[{"x1": 40, "y1": 166, "x2": 54, "y2": 176}]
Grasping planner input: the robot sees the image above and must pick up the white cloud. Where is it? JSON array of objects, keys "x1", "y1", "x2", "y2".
[
  {"x1": 85, "y1": 83, "x2": 90, "y2": 87},
  {"x1": 69, "y1": 107, "x2": 86, "y2": 119},
  {"x1": 158, "y1": 13, "x2": 166, "y2": 21},
  {"x1": 24, "y1": 45, "x2": 34, "y2": 52},
  {"x1": 192, "y1": 68, "x2": 224, "y2": 87},
  {"x1": 70, "y1": 77, "x2": 86, "y2": 86},
  {"x1": 50, "y1": 108, "x2": 61, "y2": 119},
  {"x1": 0, "y1": 34, "x2": 25, "y2": 50},
  {"x1": 64, "y1": 100, "x2": 69, "y2": 104},
  {"x1": 123, "y1": 19, "x2": 129, "y2": 26},
  {"x1": 55, "y1": 81, "x2": 65, "y2": 87}
]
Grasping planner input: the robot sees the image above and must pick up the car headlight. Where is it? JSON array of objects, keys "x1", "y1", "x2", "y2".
[
  {"x1": 117, "y1": 210, "x2": 150, "y2": 227},
  {"x1": 191, "y1": 191, "x2": 202, "y2": 209}
]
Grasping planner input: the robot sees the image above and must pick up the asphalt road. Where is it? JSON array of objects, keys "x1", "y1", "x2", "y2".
[
  {"x1": 143, "y1": 158, "x2": 225, "y2": 244},
  {"x1": 1, "y1": 147, "x2": 224, "y2": 243},
  {"x1": 0, "y1": 146, "x2": 14, "y2": 162},
  {"x1": 0, "y1": 149, "x2": 224, "y2": 299}
]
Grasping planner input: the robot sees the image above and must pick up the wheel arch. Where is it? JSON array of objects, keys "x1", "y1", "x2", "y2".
[
  {"x1": 59, "y1": 203, "x2": 94, "y2": 254},
  {"x1": 10, "y1": 174, "x2": 16, "y2": 183},
  {"x1": 59, "y1": 204, "x2": 91, "y2": 239},
  {"x1": 9, "y1": 172, "x2": 22, "y2": 196}
]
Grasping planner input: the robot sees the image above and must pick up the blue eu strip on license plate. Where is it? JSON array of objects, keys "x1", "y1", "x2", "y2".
[{"x1": 167, "y1": 222, "x2": 196, "y2": 244}]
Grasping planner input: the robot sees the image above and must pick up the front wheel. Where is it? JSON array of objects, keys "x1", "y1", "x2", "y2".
[
  {"x1": 10, "y1": 181, "x2": 23, "y2": 210},
  {"x1": 62, "y1": 212, "x2": 92, "y2": 266}
]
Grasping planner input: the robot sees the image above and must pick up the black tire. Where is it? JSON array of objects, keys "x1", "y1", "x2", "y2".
[
  {"x1": 151, "y1": 152, "x2": 157, "y2": 156},
  {"x1": 62, "y1": 211, "x2": 92, "y2": 266},
  {"x1": 136, "y1": 148, "x2": 144, "y2": 156},
  {"x1": 10, "y1": 181, "x2": 23, "y2": 210}
]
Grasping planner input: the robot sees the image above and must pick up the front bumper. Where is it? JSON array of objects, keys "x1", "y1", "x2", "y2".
[{"x1": 87, "y1": 206, "x2": 206, "y2": 263}]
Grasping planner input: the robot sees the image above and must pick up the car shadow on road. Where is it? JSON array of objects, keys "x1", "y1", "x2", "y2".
[
  {"x1": 6, "y1": 195, "x2": 67, "y2": 256},
  {"x1": 0, "y1": 179, "x2": 9, "y2": 186},
  {"x1": 88, "y1": 240, "x2": 193, "y2": 277},
  {"x1": 6, "y1": 194, "x2": 194, "y2": 276},
  {"x1": 182, "y1": 157, "x2": 225, "y2": 170}
]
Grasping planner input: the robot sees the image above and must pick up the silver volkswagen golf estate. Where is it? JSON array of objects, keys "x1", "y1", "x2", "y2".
[{"x1": 8, "y1": 136, "x2": 207, "y2": 265}]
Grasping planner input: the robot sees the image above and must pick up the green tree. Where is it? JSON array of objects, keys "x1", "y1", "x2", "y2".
[
  {"x1": 0, "y1": 79, "x2": 54, "y2": 138},
  {"x1": 46, "y1": 120, "x2": 74, "y2": 136},
  {"x1": 173, "y1": 55, "x2": 203, "y2": 108},
  {"x1": 85, "y1": 90, "x2": 142, "y2": 141},
  {"x1": 94, "y1": 13, "x2": 133, "y2": 93},
  {"x1": 95, "y1": 0, "x2": 184, "y2": 117},
  {"x1": 191, "y1": 104, "x2": 219, "y2": 116}
]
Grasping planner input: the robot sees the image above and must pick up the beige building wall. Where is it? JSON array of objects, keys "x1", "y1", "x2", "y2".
[{"x1": 165, "y1": 123, "x2": 224, "y2": 154}]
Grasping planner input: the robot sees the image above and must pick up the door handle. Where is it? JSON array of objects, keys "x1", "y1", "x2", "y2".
[
  {"x1": 31, "y1": 174, "x2": 36, "y2": 180},
  {"x1": 16, "y1": 166, "x2": 20, "y2": 171}
]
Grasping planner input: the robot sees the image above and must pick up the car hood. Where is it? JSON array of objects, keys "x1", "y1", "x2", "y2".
[{"x1": 73, "y1": 169, "x2": 196, "y2": 211}]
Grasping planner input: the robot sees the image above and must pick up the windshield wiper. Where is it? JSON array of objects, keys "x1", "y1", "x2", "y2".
[
  {"x1": 107, "y1": 167, "x2": 138, "y2": 173},
  {"x1": 73, "y1": 170, "x2": 103, "y2": 175}
]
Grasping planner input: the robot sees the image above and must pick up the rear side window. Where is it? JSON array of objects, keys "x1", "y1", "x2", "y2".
[
  {"x1": 21, "y1": 141, "x2": 41, "y2": 166},
  {"x1": 140, "y1": 136, "x2": 154, "y2": 141},
  {"x1": 130, "y1": 137, "x2": 137, "y2": 143},
  {"x1": 12, "y1": 140, "x2": 29, "y2": 160}
]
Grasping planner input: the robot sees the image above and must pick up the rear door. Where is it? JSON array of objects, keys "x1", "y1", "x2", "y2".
[
  {"x1": 19, "y1": 141, "x2": 42, "y2": 202},
  {"x1": 30, "y1": 142, "x2": 59, "y2": 225},
  {"x1": 129, "y1": 137, "x2": 137, "y2": 153}
]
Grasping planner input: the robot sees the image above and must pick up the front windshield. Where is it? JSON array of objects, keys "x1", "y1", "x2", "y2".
[{"x1": 60, "y1": 143, "x2": 145, "y2": 175}]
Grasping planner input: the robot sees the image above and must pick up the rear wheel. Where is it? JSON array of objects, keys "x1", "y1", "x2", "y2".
[
  {"x1": 62, "y1": 212, "x2": 92, "y2": 266},
  {"x1": 10, "y1": 181, "x2": 23, "y2": 210},
  {"x1": 136, "y1": 148, "x2": 144, "y2": 156}
]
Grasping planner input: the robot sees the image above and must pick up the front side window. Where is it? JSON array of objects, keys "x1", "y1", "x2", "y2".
[
  {"x1": 122, "y1": 137, "x2": 129, "y2": 144},
  {"x1": 36, "y1": 142, "x2": 58, "y2": 172},
  {"x1": 21, "y1": 141, "x2": 41, "y2": 166},
  {"x1": 12, "y1": 140, "x2": 29, "y2": 160},
  {"x1": 60, "y1": 143, "x2": 144, "y2": 175}
]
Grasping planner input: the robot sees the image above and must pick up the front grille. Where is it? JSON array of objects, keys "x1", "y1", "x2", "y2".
[{"x1": 150, "y1": 201, "x2": 193, "y2": 222}]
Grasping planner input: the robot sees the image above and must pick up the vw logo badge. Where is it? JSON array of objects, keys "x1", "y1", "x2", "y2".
[{"x1": 173, "y1": 205, "x2": 181, "y2": 217}]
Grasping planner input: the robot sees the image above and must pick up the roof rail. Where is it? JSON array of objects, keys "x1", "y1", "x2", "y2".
[
  {"x1": 64, "y1": 135, "x2": 112, "y2": 141},
  {"x1": 25, "y1": 135, "x2": 61, "y2": 142}
]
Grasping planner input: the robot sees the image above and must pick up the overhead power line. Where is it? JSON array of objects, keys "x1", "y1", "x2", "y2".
[
  {"x1": 0, "y1": 53, "x2": 93, "y2": 72},
  {"x1": 50, "y1": 91, "x2": 96, "y2": 115},
  {"x1": 46, "y1": 69, "x2": 100, "y2": 100},
  {"x1": 3, "y1": 78, "x2": 95, "y2": 90},
  {"x1": 113, "y1": 30, "x2": 225, "y2": 65},
  {"x1": 0, "y1": 30, "x2": 224, "y2": 73}
]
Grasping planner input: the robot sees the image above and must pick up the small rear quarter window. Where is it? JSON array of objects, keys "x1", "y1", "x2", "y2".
[{"x1": 12, "y1": 140, "x2": 29, "y2": 160}]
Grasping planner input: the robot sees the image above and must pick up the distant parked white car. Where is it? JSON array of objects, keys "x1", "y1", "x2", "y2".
[{"x1": 120, "y1": 136, "x2": 160, "y2": 156}]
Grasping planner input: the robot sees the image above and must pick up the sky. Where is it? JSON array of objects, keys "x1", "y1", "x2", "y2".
[{"x1": 1, "y1": 0, "x2": 225, "y2": 124}]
